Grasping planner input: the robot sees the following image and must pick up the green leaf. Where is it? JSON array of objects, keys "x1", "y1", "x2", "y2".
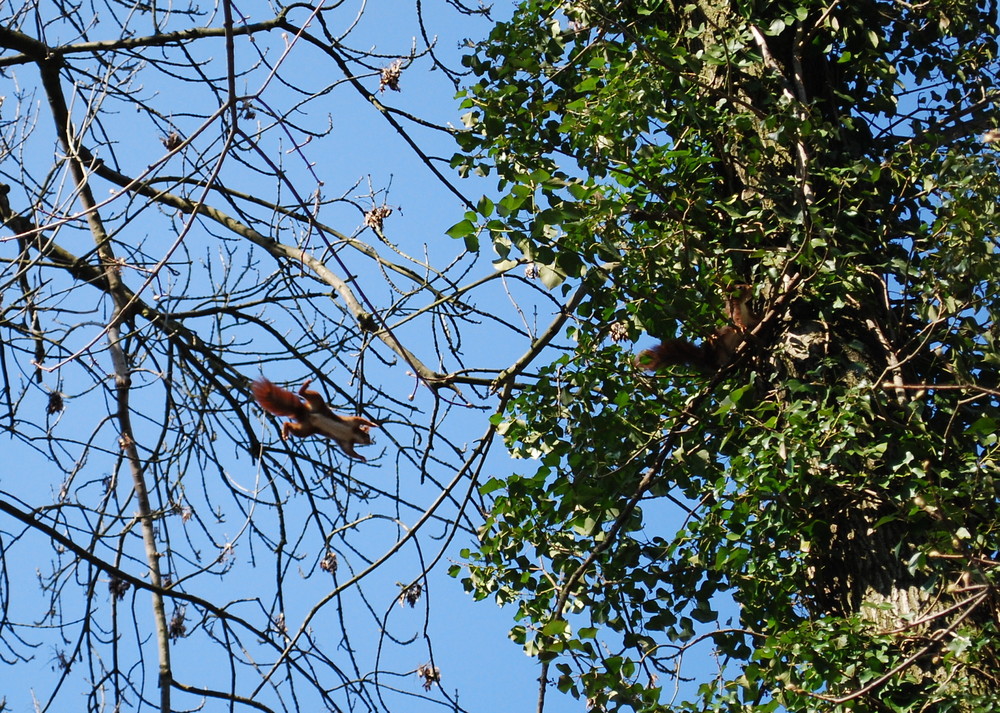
[
  {"x1": 538, "y1": 263, "x2": 566, "y2": 288},
  {"x1": 446, "y1": 218, "x2": 475, "y2": 239},
  {"x1": 541, "y1": 619, "x2": 569, "y2": 637}
]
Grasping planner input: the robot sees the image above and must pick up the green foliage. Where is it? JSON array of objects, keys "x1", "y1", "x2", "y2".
[{"x1": 454, "y1": 0, "x2": 1000, "y2": 710}]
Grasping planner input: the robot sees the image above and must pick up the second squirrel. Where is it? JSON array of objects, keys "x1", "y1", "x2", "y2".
[{"x1": 635, "y1": 284, "x2": 759, "y2": 371}]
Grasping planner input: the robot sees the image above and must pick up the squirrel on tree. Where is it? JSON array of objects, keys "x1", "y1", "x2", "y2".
[
  {"x1": 634, "y1": 284, "x2": 759, "y2": 371},
  {"x1": 252, "y1": 378, "x2": 377, "y2": 461}
]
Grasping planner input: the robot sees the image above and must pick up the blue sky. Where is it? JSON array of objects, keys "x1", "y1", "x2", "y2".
[{"x1": 0, "y1": 1, "x2": 730, "y2": 710}]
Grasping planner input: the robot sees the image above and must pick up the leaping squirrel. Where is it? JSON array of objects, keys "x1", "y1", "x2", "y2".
[
  {"x1": 635, "y1": 284, "x2": 759, "y2": 371},
  {"x1": 252, "y1": 378, "x2": 377, "y2": 461}
]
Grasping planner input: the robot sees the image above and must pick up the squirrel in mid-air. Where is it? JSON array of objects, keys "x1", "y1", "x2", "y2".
[
  {"x1": 252, "y1": 378, "x2": 377, "y2": 461},
  {"x1": 635, "y1": 284, "x2": 759, "y2": 371}
]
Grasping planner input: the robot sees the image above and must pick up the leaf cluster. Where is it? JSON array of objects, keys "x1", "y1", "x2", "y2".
[{"x1": 452, "y1": 0, "x2": 1000, "y2": 709}]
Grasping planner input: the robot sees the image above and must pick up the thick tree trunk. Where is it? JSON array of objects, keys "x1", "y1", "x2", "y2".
[{"x1": 774, "y1": 298, "x2": 997, "y2": 702}]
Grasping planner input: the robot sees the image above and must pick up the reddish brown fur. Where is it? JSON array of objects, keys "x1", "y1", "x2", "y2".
[
  {"x1": 252, "y1": 378, "x2": 377, "y2": 460},
  {"x1": 635, "y1": 284, "x2": 759, "y2": 372},
  {"x1": 252, "y1": 378, "x2": 310, "y2": 420}
]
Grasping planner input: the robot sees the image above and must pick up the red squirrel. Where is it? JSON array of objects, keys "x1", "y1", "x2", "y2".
[
  {"x1": 252, "y1": 378, "x2": 377, "y2": 461},
  {"x1": 635, "y1": 284, "x2": 759, "y2": 371}
]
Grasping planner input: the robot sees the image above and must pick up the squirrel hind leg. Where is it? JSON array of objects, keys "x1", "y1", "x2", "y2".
[{"x1": 281, "y1": 421, "x2": 316, "y2": 440}]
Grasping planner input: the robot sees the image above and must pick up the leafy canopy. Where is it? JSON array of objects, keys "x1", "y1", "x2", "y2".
[{"x1": 451, "y1": 0, "x2": 1000, "y2": 710}]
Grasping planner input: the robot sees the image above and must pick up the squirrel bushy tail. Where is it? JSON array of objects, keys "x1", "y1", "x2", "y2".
[{"x1": 635, "y1": 285, "x2": 758, "y2": 372}]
